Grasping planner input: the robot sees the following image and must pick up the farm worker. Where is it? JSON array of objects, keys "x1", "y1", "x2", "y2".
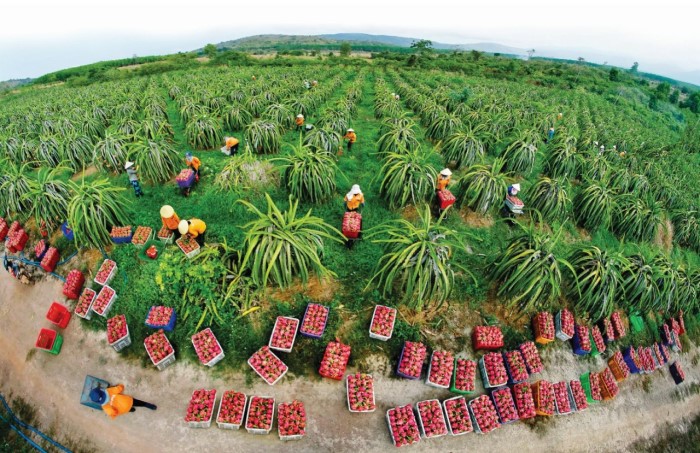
[
  {"x1": 224, "y1": 136, "x2": 240, "y2": 156},
  {"x1": 345, "y1": 184, "x2": 365, "y2": 212},
  {"x1": 343, "y1": 128, "x2": 357, "y2": 152},
  {"x1": 508, "y1": 183, "x2": 521, "y2": 197},
  {"x1": 90, "y1": 385, "x2": 156, "y2": 419},
  {"x1": 124, "y1": 162, "x2": 143, "y2": 197},
  {"x1": 185, "y1": 152, "x2": 201, "y2": 181},
  {"x1": 160, "y1": 205, "x2": 180, "y2": 233},
  {"x1": 295, "y1": 114, "x2": 305, "y2": 131},
  {"x1": 179, "y1": 218, "x2": 207, "y2": 245},
  {"x1": 436, "y1": 168, "x2": 452, "y2": 191},
  {"x1": 547, "y1": 127, "x2": 555, "y2": 141},
  {"x1": 252, "y1": 75, "x2": 256, "y2": 81},
  {"x1": 599, "y1": 145, "x2": 605, "y2": 155},
  {"x1": 557, "y1": 112, "x2": 563, "y2": 120},
  {"x1": 304, "y1": 80, "x2": 310, "y2": 89},
  {"x1": 312, "y1": 80, "x2": 318, "y2": 87}
]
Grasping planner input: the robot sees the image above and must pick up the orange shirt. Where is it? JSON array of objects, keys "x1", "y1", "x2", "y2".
[
  {"x1": 437, "y1": 175, "x2": 451, "y2": 191},
  {"x1": 188, "y1": 219, "x2": 207, "y2": 238},
  {"x1": 295, "y1": 117, "x2": 304, "y2": 126},
  {"x1": 226, "y1": 137, "x2": 239, "y2": 148},
  {"x1": 162, "y1": 212, "x2": 180, "y2": 230},
  {"x1": 186, "y1": 156, "x2": 201, "y2": 170},
  {"x1": 343, "y1": 132, "x2": 357, "y2": 143},
  {"x1": 345, "y1": 193, "x2": 364, "y2": 210},
  {"x1": 101, "y1": 385, "x2": 134, "y2": 419}
]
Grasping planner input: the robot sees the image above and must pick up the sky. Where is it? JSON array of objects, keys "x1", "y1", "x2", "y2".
[{"x1": 2, "y1": 0, "x2": 700, "y2": 84}]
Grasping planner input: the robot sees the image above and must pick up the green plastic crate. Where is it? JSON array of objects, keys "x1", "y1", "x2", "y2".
[
  {"x1": 579, "y1": 372, "x2": 599, "y2": 405},
  {"x1": 449, "y1": 358, "x2": 475, "y2": 395},
  {"x1": 629, "y1": 314, "x2": 645, "y2": 333},
  {"x1": 589, "y1": 332, "x2": 600, "y2": 357}
]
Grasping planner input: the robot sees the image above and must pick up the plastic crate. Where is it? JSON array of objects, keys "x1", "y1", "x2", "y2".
[
  {"x1": 177, "y1": 169, "x2": 195, "y2": 188},
  {"x1": 144, "y1": 306, "x2": 177, "y2": 331},
  {"x1": 555, "y1": 310, "x2": 574, "y2": 341},
  {"x1": 35, "y1": 329, "x2": 62, "y2": 355},
  {"x1": 319, "y1": 341, "x2": 350, "y2": 380},
  {"x1": 130, "y1": 226, "x2": 153, "y2": 249},
  {"x1": 216, "y1": 391, "x2": 248, "y2": 429},
  {"x1": 553, "y1": 382, "x2": 576, "y2": 415},
  {"x1": 93, "y1": 286, "x2": 117, "y2": 318},
  {"x1": 110, "y1": 234, "x2": 133, "y2": 244},
  {"x1": 61, "y1": 222, "x2": 74, "y2": 241},
  {"x1": 346, "y1": 374, "x2": 376, "y2": 413},
  {"x1": 471, "y1": 326, "x2": 504, "y2": 350},
  {"x1": 669, "y1": 362, "x2": 685, "y2": 385},
  {"x1": 368, "y1": 305, "x2": 396, "y2": 341},
  {"x1": 468, "y1": 396, "x2": 501, "y2": 434},
  {"x1": 622, "y1": 347, "x2": 641, "y2": 374},
  {"x1": 342, "y1": 211, "x2": 362, "y2": 239},
  {"x1": 186, "y1": 390, "x2": 217, "y2": 428},
  {"x1": 94, "y1": 259, "x2": 117, "y2": 286},
  {"x1": 46, "y1": 302, "x2": 71, "y2": 329},
  {"x1": 425, "y1": 351, "x2": 454, "y2": 389},
  {"x1": 277, "y1": 401, "x2": 306, "y2": 441},
  {"x1": 396, "y1": 342, "x2": 426, "y2": 380},
  {"x1": 608, "y1": 352, "x2": 630, "y2": 382},
  {"x1": 443, "y1": 396, "x2": 473, "y2": 436},
  {"x1": 192, "y1": 328, "x2": 225, "y2": 367},
  {"x1": 247, "y1": 347, "x2": 288, "y2": 385},
  {"x1": 144, "y1": 333, "x2": 176, "y2": 371},
  {"x1": 137, "y1": 240, "x2": 165, "y2": 262},
  {"x1": 437, "y1": 189, "x2": 456, "y2": 209},
  {"x1": 491, "y1": 387, "x2": 519, "y2": 424},
  {"x1": 450, "y1": 358, "x2": 476, "y2": 395},
  {"x1": 245, "y1": 397, "x2": 275, "y2": 435},
  {"x1": 532, "y1": 312, "x2": 555, "y2": 344},
  {"x1": 572, "y1": 326, "x2": 591, "y2": 355},
  {"x1": 512, "y1": 382, "x2": 537, "y2": 420},
  {"x1": 531, "y1": 380, "x2": 555, "y2": 416},
  {"x1": 503, "y1": 350, "x2": 529, "y2": 384},
  {"x1": 176, "y1": 236, "x2": 201, "y2": 259},
  {"x1": 268, "y1": 316, "x2": 299, "y2": 353},
  {"x1": 40, "y1": 247, "x2": 59, "y2": 272},
  {"x1": 157, "y1": 227, "x2": 174, "y2": 244},
  {"x1": 479, "y1": 356, "x2": 508, "y2": 389},
  {"x1": 579, "y1": 372, "x2": 600, "y2": 404},
  {"x1": 299, "y1": 303, "x2": 329, "y2": 339},
  {"x1": 74, "y1": 288, "x2": 96, "y2": 320},
  {"x1": 109, "y1": 323, "x2": 132, "y2": 352},
  {"x1": 386, "y1": 406, "x2": 421, "y2": 447},
  {"x1": 62, "y1": 270, "x2": 85, "y2": 300},
  {"x1": 415, "y1": 399, "x2": 448, "y2": 439}
]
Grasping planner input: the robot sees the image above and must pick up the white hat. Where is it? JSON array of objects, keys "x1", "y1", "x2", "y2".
[
  {"x1": 440, "y1": 168, "x2": 452, "y2": 176},
  {"x1": 160, "y1": 205, "x2": 174, "y2": 218},
  {"x1": 593, "y1": 141, "x2": 598, "y2": 146},
  {"x1": 347, "y1": 128, "x2": 354, "y2": 132},
  {"x1": 297, "y1": 114, "x2": 303, "y2": 118},
  {"x1": 350, "y1": 184, "x2": 362, "y2": 195},
  {"x1": 124, "y1": 161, "x2": 134, "y2": 170},
  {"x1": 178, "y1": 220, "x2": 189, "y2": 235},
  {"x1": 612, "y1": 145, "x2": 617, "y2": 149},
  {"x1": 512, "y1": 183, "x2": 521, "y2": 192},
  {"x1": 600, "y1": 145, "x2": 605, "y2": 149}
]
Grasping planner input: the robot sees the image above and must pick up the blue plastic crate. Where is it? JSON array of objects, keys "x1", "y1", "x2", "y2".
[
  {"x1": 61, "y1": 222, "x2": 74, "y2": 241},
  {"x1": 177, "y1": 171, "x2": 195, "y2": 188},
  {"x1": 571, "y1": 329, "x2": 591, "y2": 356},
  {"x1": 503, "y1": 352, "x2": 528, "y2": 385},
  {"x1": 144, "y1": 307, "x2": 177, "y2": 332},
  {"x1": 396, "y1": 345, "x2": 423, "y2": 380},
  {"x1": 490, "y1": 388, "x2": 519, "y2": 424},
  {"x1": 299, "y1": 303, "x2": 328, "y2": 339},
  {"x1": 669, "y1": 362, "x2": 684, "y2": 385},
  {"x1": 622, "y1": 347, "x2": 641, "y2": 374}
]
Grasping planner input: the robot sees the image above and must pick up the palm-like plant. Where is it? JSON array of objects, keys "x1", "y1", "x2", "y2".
[
  {"x1": 304, "y1": 127, "x2": 341, "y2": 154},
  {"x1": 224, "y1": 105, "x2": 253, "y2": 131},
  {"x1": 568, "y1": 245, "x2": 629, "y2": 321},
  {"x1": 23, "y1": 166, "x2": 71, "y2": 231},
  {"x1": 491, "y1": 221, "x2": 573, "y2": 312},
  {"x1": 613, "y1": 195, "x2": 663, "y2": 243},
  {"x1": 215, "y1": 146, "x2": 278, "y2": 192},
  {"x1": 67, "y1": 178, "x2": 131, "y2": 248},
  {"x1": 672, "y1": 209, "x2": 700, "y2": 251},
  {"x1": 127, "y1": 139, "x2": 179, "y2": 183},
  {"x1": 37, "y1": 135, "x2": 62, "y2": 167},
  {"x1": 237, "y1": 194, "x2": 344, "y2": 288},
  {"x1": 528, "y1": 177, "x2": 570, "y2": 222},
  {"x1": 426, "y1": 112, "x2": 463, "y2": 141},
  {"x1": 317, "y1": 110, "x2": 349, "y2": 135},
  {"x1": 543, "y1": 139, "x2": 580, "y2": 178},
  {"x1": 377, "y1": 123, "x2": 419, "y2": 157},
  {"x1": 574, "y1": 179, "x2": 617, "y2": 231},
  {"x1": 378, "y1": 148, "x2": 437, "y2": 209},
  {"x1": 63, "y1": 133, "x2": 94, "y2": 172},
  {"x1": 277, "y1": 142, "x2": 337, "y2": 203},
  {"x1": 0, "y1": 159, "x2": 34, "y2": 217},
  {"x1": 441, "y1": 129, "x2": 486, "y2": 169},
  {"x1": 263, "y1": 103, "x2": 294, "y2": 129},
  {"x1": 186, "y1": 114, "x2": 223, "y2": 149},
  {"x1": 366, "y1": 205, "x2": 469, "y2": 310},
  {"x1": 245, "y1": 120, "x2": 281, "y2": 154},
  {"x1": 622, "y1": 252, "x2": 660, "y2": 313},
  {"x1": 94, "y1": 133, "x2": 129, "y2": 174},
  {"x1": 456, "y1": 158, "x2": 509, "y2": 214},
  {"x1": 503, "y1": 130, "x2": 539, "y2": 175}
]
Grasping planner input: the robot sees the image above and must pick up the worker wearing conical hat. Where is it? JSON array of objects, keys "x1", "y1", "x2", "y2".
[
  {"x1": 124, "y1": 161, "x2": 143, "y2": 197},
  {"x1": 179, "y1": 219, "x2": 207, "y2": 245},
  {"x1": 295, "y1": 114, "x2": 305, "y2": 131},
  {"x1": 345, "y1": 184, "x2": 365, "y2": 212},
  {"x1": 437, "y1": 168, "x2": 452, "y2": 191},
  {"x1": 343, "y1": 128, "x2": 357, "y2": 152},
  {"x1": 160, "y1": 205, "x2": 180, "y2": 232}
]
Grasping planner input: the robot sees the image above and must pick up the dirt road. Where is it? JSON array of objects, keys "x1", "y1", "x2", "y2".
[{"x1": 1, "y1": 271, "x2": 698, "y2": 453}]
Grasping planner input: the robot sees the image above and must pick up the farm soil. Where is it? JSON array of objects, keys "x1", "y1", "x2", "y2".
[{"x1": 1, "y1": 271, "x2": 699, "y2": 453}]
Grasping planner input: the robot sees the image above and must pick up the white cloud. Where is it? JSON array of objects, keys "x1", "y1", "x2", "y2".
[{"x1": 1, "y1": 0, "x2": 699, "y2": 80}]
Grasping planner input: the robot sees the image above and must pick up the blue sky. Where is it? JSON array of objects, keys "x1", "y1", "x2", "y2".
[{"x1": 2, "y1": 0, "x2": 699, "y2": 84}]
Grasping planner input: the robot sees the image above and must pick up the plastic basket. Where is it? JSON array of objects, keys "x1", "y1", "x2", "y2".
[
  {"x1": 368, "y1": 305, "x2": 396, "y2": 341},
  {"x1": 346, "y1": 374, "x2": 375, "y2": 413},
  {"x1": 299, "y1": 303, "x2": 329, "y2": 339},
  {"x1": 579, "y1": 372, "x2": 599, "y2": 404},
  {"x1": 94, "y1": 260, "x2": 117, "y2": 286},
  {"x1": 341, "y1": 212, "x2": 361, "y2": 239},
  {"x1": 471, "y1": 326, "x2": 504, "y2": 350},
  {"x1": 396, "y1": 343, "x2": 425, "y2": 380},
  {"x1": 503, "y1": 351, "x2": 529, "y2": 384},
  {"x1": 555, "y1": 310, "x2": 574, "y2": 341},
  {"x1": 468, "y1": 397, "x2": 500, "y2": 434},
  {"x1": 622, "y1": 347, "x2": 641, "y2": 374},
  {"x1": 247, "y1": 348, "x2": 288, "y2": 385},
  {"x1": 177, "y1": 170, "x2": 195, "y2": 188},
  {"x1": 130, "y1": 226, "x2": 154, "y2": 249},
  {"x1": 93, "y1": 286, "x2": 117, "y2": 318},
  {"x1": 386, "y1": 407, "x2": 421, "y2": 447},
  {"x1": 144, "y1": 334, "x2": 176, "y2": 371},
  {"x1": 425, "y1": 351, "x2": 453, "y2": 389},
  {"x1": 145, "y1": 306, "x2": 177, "y2": 331},
  {"x1": 61, "y1": 222, "x2": 74, "y2": 241},
  {"x1": 319, "y1": 341, "x2": 350, "y2": 380},
  {"x1": 443, "y1": 396, "x2": 473, "y2": 436},
  {"x1": 608, "y1": 354, "x2": 630, "y2": 382},
  {"x1": 46, "y1": 302, "x2": 71, "y2": 329},
  {"x1": 268, "y1": 316, "x2": 299, "y2": 353},
  {"x1": 415, "y1": 400, "x2": 448, "y2": 439},
  {"x1": 532, "y1": 312, "x2": 555, "y2": 344},
  {"x1": 137, "y1": 239, "x2": 165, "y2": 262},
  {"x1": 192, "y1": 328, "x2": 225, "y2": 367},
  {"x1": 278, "y1": 402, "x2": 306, "y2": 441},
  {"x1": 35, "y1": 329, "x2": 62, "y2": 354},
  {"x1": 491, "y1": 387, "x2": 519, "y2": 424},
  {"x1": 186, "y1": 390, "x2": 217, "y2": 428},
  {"x1": 479, "y1": 357, "x2": 508, "y2": 389},
  {"x1": 176, "y1": 236, "x2": 201, "y2": 259},
  {"x1": 109, "y1": 324, "x2": 132, "y2": 352},
  {"x1": 74, "y1": 288, "x2": 96, "y2": 320},
  {"x1": 157, "y1": 227, "x2": 174, "y2": 244},
  {"x1": 572, "y1": 327, "x2": 591, "y2": 355},
  {"x1": 110, "y1": 233, "x2": 133, "y2": 244},
  {"x1": 553, "y1": 382, "x2": 576, "y2": 415},
  {"x1": 450, "y1": 358, "x2": 476, "y2": 395},
  {"x1": 245, "y1": 397, "x2": 275, "y2": 434},
  {"x1": 669, "y1": 362, "x2": 685, "y2": 385},
  {"x1": 216, "y1": 392, "x2": 248, "y2": 429},
  {"x1": 531, "y1": 380, "x2": 555, "y2": 416}
]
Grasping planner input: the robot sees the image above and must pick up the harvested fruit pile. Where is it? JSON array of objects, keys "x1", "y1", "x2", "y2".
[
  {"x1": 397, "y1": 341, "x2": 427, "y2": 379},
  {"x1": 504, "y1": 350, "x2": 529, "y2": 383},
  {"x1": 106, "y1": 314, "x2": 128, "y2": 344},
  {"x1": 92, "y1": 286, "x2": 116, "y2": 316},
  {"x1": 94, "y1": 259, "x2": 116, "y2": 285},
  {"x1": 481, "y1": 352, "x2": 508, "y2": 387},
  {"x1": 553, "y1": 381, "x2": 573, "y2": 414},
  {"x1": 611, "y1": 312, "x2": 626, "y2": 338},
  {"x1": 426, "y1": 350, "x2": 454, "y2": 387},
  {"x1": 74, "y1": 288, "x2": 96, "y2": 317},
  {"x1": 387, "y1": 404, "x2": 420, "y2": 447},
  {"x1": 176, "y1": 235, "x2": 200, "y2": 255},
  {"x1": 248, "y1": 346, "x2": 288, "y2": 385},
  {"x1": 342, "y1": 211, "x2": 361, "y2": 239},
  {"x1": 277, "y1": 400, "x2": 306, "y2": 438},
  {"x1": 217, "y1": 391, "x2": 246, "y2": 427},
  {"x1": 472, "y1": 325, "x2": 504, "y2": 350},
  {"x1": 532, "y1": 311, "x2": 555, "y2": 343},
  {"x1": 512, "y1": 382, "x2": 536, "y2": 419},
  {"x1": 469, "y1": 395, "x2": 500, "y2": 433},
  {"x1": 319, "y1": 340, "x2": 351, "y2": 380},
  {"x1": 532, "y1": 380, "x2": 555, "y2": 416},
  {"x1": 492, "y1": 387, "x2": 519, "y2": 423},
  {"x1": 569, "y1": 380, "x2": 588, "y2": 411},
  {"x1": 146, "y1": 306, "x2": 175, "y2": 327},
  {"x1": 144, "y1": 330, "x2": 174, "y2": 364},
  {"x1": 110, "y1": 226, "x2": 132, "y2": 240},
  {"x1": 40, "y1": 247, "x2": 59, "y2": 272},
  {"x1": 557, "y1": 308, "x2": 575, "y2": 339},
  {"x1": 591, "y1": 325, "x2": 606, "y2": 354},
  {"x1": 300, "y1": 303, "x2": 329, "y2": 338},
  {"x1": 599, "y1": 367, "x2": 619, "y2": 399},
  {"x1": 268, "y1": 317, "x2": 299, "y2": 352},
  {"x1": 246, "y1": 397, "x2": 274, "y2": 431},
  {"x1": 573, "y1": 325, "x2": 592, "y2": 355},
  {"x1": 346, "y1": 373, "x2": 375, "y2": 413},
  {"x1": 369, "y1": 305, "x2": 396, "y2": 340},
  {"x1": 157, "y1": 226, "x2": 173, "y2": 240},
  {"x1": 184, "y1": 389, "x2": 216, "y2": 423},
  {"x1": 452, "y1": 358, "x2": 477, "y2": 393},
  {"x1": 131, "y1": 226, "x2": 152, "y2": 246},
  {"x1": 191, "y1": 328, "x2": 223, "y2": 366},
  {"x1": 443, "y1": 397, "x2": 472, "y2": 435},
  {"x1": 416, "y1": 399, "x2": 447, "y2": 438}
]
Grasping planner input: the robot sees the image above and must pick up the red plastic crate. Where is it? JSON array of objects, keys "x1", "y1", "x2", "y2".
[
  {"x1": 437, "y1": 189, "x2": 456, "y2": 209},
  {"x1": 35, "y1": 328, "x2": 57, "y2": 350},
  {"x1": 342, "y1": 212, "x2": 361, "y2": 239},
  {"x1": 46, "y1": 302, "x2": 71, "y2": 329}
]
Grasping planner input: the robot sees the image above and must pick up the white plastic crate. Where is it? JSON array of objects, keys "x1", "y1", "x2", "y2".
[
  {"x1": 478, "y1": 357, "x2": 508, "y2": 389},
  {"x1": 368, "y1": 305, "x2": 396, "y2": 341},
  {"x1": 277, "y1": 402, "x2": 306, "y2": 441},
  {"x1": 109, "y1": 325, "x2": 131, "y2": 352},
  {"x1": 386, "y1": 408, "x2": 421, "y2": 447},
  {"x1": 74, "y1": 288, "x2": 96, "y2": 320},
  {"x1": 216, "y1": 392, "x2": 248, "y2": 430},
  {"x1": 425, "y1": 351, "x2": 452, "y2": 389},
  {"x1": 192, "y1": 328, "x2": 225, "y2": 367},
  {"x1": 94, "y1": 260, "x2": 117, "y2": 286},
  {"x1": 177, "y1": 237, "x2": 201, "y2": 259},
  {"x1": 442, "y1": 396, "x2": 473, "y2": 436},
  {"x1": 145, "y1": 334, "x2": 176, "y2": 371},
  {"x1": 268, "y1": 316, "x2": 300, "y2": 353},
  {"x1": 555, "y1": 310, "x2": 573, "y2": 341},
  {"x1": 93, "y1": 286, "x2": 117, "y2": 318},
  {"x1": 554, "y1": 382, "x2": 576, "y2": 415},
  {"x1": 186, "y1": 390, "x2": 217, "y2": 429},
  {"x1": 157, "y1": 230, "x2": 174, "y2": 244},
  {"x1": 247, "y1": 348, "x2": 288, "y2": 385},
  {"x1": 415, "y1": 400, "x2": 448, "y2": 439},
  {"x1": 346, "y1": 374, "x2": 375, "y2": 413},
  {"x1": 245, "y1": 397, "x2": 275, "y2": 435},
  {"x1": 131, "y1": 227, "x2": 154, "y2": 249}
]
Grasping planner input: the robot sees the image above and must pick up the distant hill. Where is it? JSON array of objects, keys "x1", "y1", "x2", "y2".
[
  {"x1": 0, "y1": 78, "x2": 33, "y2": 91},
  {"x1": 212, "y1": 33, "x2": 526, "y2": 56}
]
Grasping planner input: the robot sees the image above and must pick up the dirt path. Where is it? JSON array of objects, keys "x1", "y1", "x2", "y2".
[{"x1": 1, "y1": 271, "x2": 699, "y2": 453}]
